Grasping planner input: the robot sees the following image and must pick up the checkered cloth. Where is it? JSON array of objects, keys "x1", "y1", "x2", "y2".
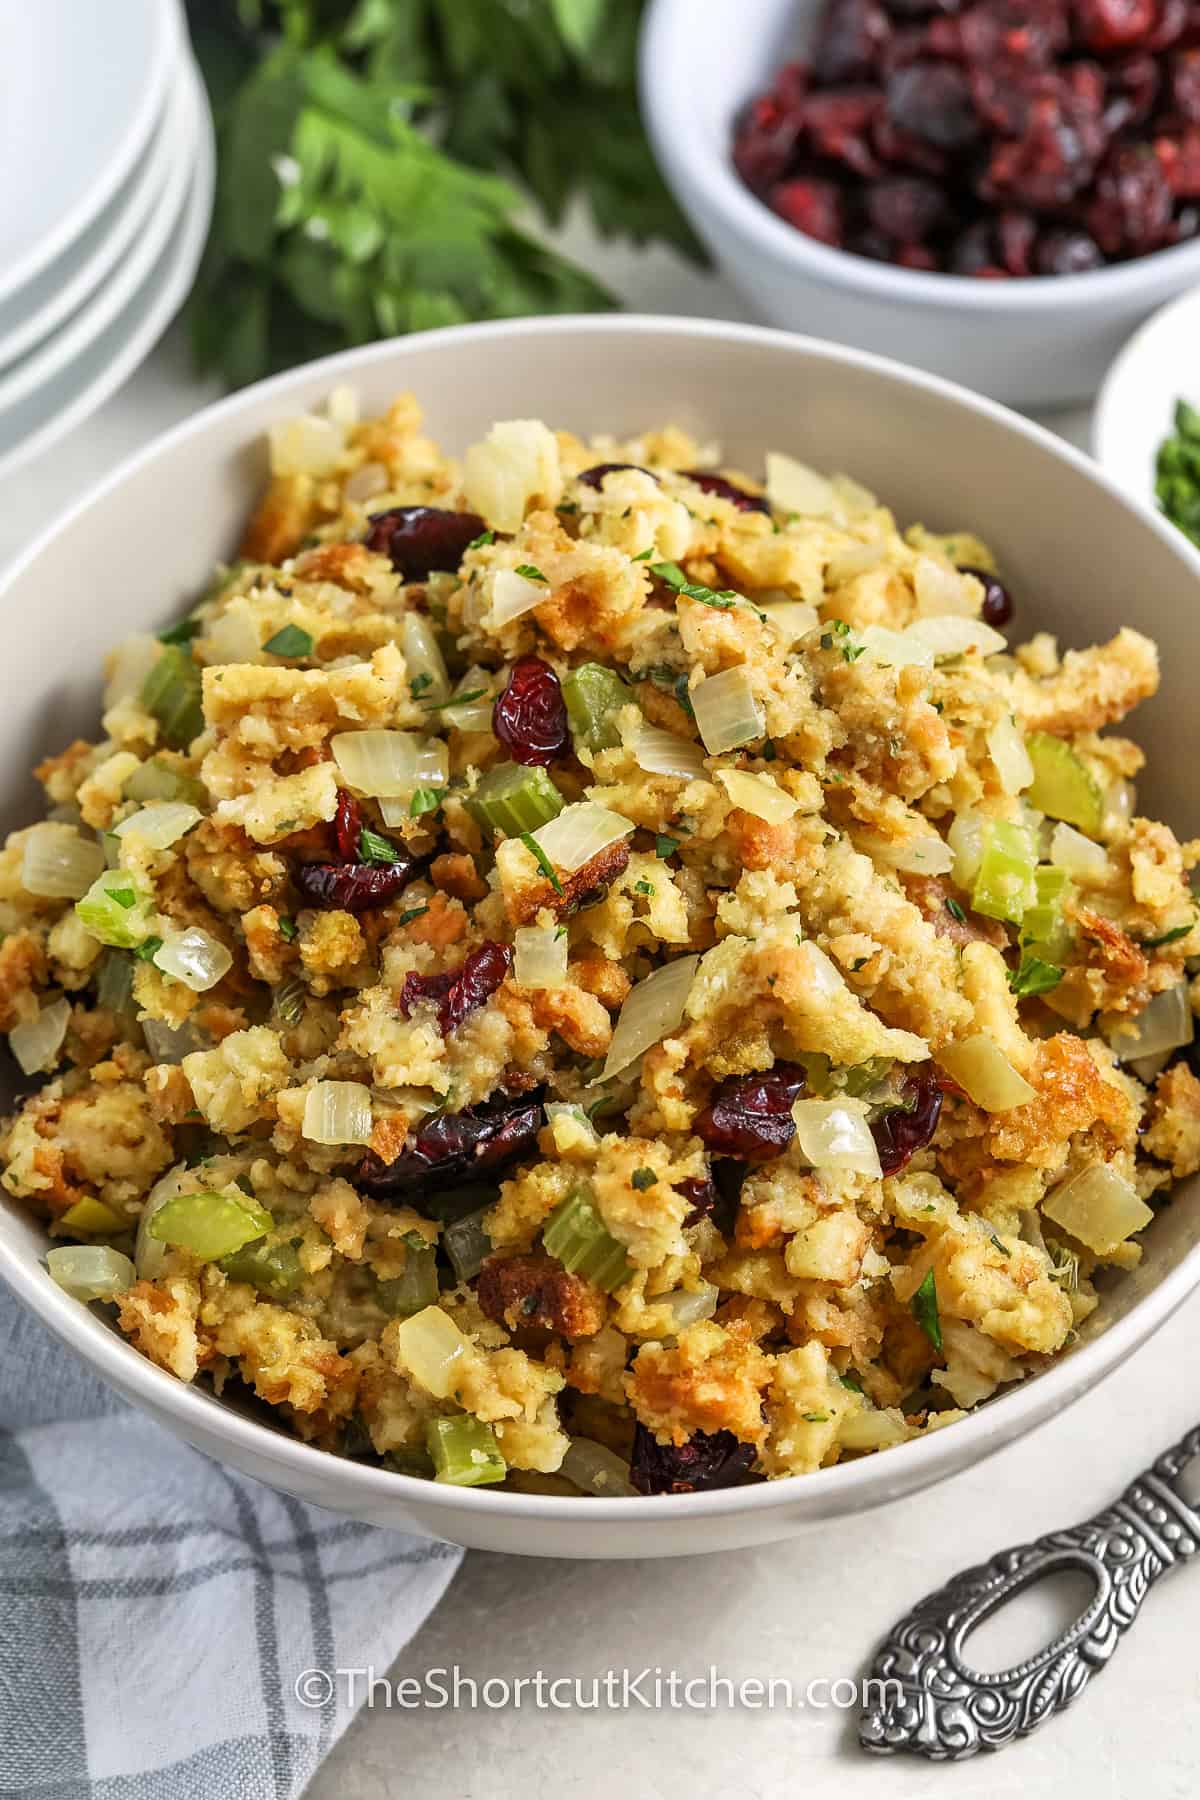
[{"x1": 0, "y1": 1298, "x2": 462, "y2": 1798}]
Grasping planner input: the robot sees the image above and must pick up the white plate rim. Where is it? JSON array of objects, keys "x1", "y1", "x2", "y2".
[
  {"x1": 0, "y1": 0, "x2": 183, "y2": 308},
  {"x1": 1092, "y1": 283, "x2": 1200, "y2": 509},
  {"x1": 0, "y1": 57, "x2": 216, "y2": 483},
  {"x1": 0, "y1": 61, "x2": 187, "y2": 373}
]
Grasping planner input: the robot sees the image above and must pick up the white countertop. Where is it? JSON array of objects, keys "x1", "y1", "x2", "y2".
[{"x1": 7, "y1": 241, "x2": 1196, "y2": 1800}]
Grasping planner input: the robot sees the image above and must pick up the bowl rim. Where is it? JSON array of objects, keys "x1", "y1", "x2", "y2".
[
  {"x1": 5, "y1": 308, "x2": 1200, "y2": 1524},
  {"x1": 640, "y1": 0, "x2": 1200, "y2": 313},
  {"x1": 1092, "y1": 282, "x2": 1200, "y2": 498}
]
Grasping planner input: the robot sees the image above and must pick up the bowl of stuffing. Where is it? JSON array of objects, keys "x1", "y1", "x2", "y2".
[
  {"x1": 640, "y1": 0, "x2": 1200, "y2": 407},
  {"x1": 4, "y1": 314, "x2": 1200, "y2": 1559}
]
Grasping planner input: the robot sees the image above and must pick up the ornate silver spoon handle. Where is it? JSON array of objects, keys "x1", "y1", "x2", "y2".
[{"x1": 859, "y1": 1423, "x2": 1200, "y2": 1760}]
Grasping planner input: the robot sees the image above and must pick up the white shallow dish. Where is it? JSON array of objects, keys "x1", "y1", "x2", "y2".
[
  {"x1": 0, "y1": 57, "x2": 184, "y2": 374},
  {"x1": 1092, "y1": 284, "x2": 1200, "y2": 513},
  {"x1": 640, "y1": 0, "x2": 1200, "y2": 408},
  {"x1": 3, "y1": 316, "x2": 1200, "y2": 1559},
  {"x1": 0, "y1": 58, "x2": 215, "y2": 484},
  {"x1": 0, "y1": 0, "x2": 180, "y2": 307}
]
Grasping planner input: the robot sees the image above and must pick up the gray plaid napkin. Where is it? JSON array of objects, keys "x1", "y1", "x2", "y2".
[{"x1": 0, "y1": 1296, "x2": 462, "y2": 1798}]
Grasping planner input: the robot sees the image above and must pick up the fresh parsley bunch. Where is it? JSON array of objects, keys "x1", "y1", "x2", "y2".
[{"x1": 188, "y1": 0, "x2": 702, "y2": 386}]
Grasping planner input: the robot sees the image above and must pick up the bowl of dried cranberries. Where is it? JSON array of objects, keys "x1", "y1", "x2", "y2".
[{"x1": 640, "y1": 0, "x2": 1200, "y2": 406}]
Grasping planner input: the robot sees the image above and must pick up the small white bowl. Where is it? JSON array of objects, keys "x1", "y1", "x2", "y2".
[
  {"x1": 4, "y1": 315, "x2": 1200, "y2": 1557},
  {"x1": 1093, "y1": 284, "x2": 1200, "y2": 512},
  {"x1": 640, "y1": 0, "x2": 1200, "y2": 408}
]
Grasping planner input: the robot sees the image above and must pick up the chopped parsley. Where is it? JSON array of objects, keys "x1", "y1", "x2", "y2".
[
  {"x1": 466, "y1": 530, "x2": 495, "y2": 550},
  {"x1": 632, "y1": 547, "x2": 654, "y2": 562},
  {"x1": 262, "y1": 623, "x2": 313, "y2": 659},
  {"x1": 850, "y1": 956, "x2": 870, "y2": 972},
  {"x1": 655, "y1": 834, "x2": 680, "y2": 860},
  {"x1": 631, "y1": 1167, "x2": 657, "y2": 1191},
  {"x1": 409, "y1": 671, "x2": 434, "y2": 699},
  {"x1": 398, "y1": 903, "x2": 430, "y2": 926},
  {"x1": 423, "y1": 689, "x2": 486, "y2": 711},
  {"x1": 409, "y1": 788, "x2": 446, "y2": 818},
  {"x1": 134, "y1": 935, "x2": 163, "y2": 961},
  {"x1": 945, "y1": 897, "x2": 967, "y2": 925},
  {"x1": 837, "y1": 1372, "x2": 863, "y2": 1393},
  {"x1": 635, "y1": 879, "x2": 655, "y2": 896},
  {"x1": 157, "y1": 618, "x2": 200, "y2": 646},
  {"x1": 514, "y1": 563, "x2": 548, "y2": 583},
  {"x1": 649, "y1": 560, "x2": 739, "y2": 609},
  {"x1": 989, "y1": 1233, "x2": 1011, "y2": 1257},
  {"x1": 359, "y1": 828, "x2": 405, "y2": 864},
  {"x1": 910, "y1": 1268, "x2": 942, "y2": 1352},
  {"x1": 1007, "y1": 954, "x2": 1063, "y2": 997},
  {"x1": 802, "y1": 1412, "x2": 830, "y2": 1424},
  {"x1": 820, "y1": 618, "x2": 865, "y2": 662},
  {"x1": 521, "y1": 832, "x2": 563, "y2": 894},
  {"x1": 1139, "y1": 921, "x2": 1195, "y2": 949},
  {"x1": 277, "y1": 915, "x2": 298, "y2": 942}
]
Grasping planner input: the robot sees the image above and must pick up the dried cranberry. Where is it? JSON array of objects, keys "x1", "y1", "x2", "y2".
[
  {"x1": 1167, "y1": 48, "x2": 1200, "y2": 121},
  {"x1": 802, "y1": 88, "x2": 886, "y2": 175},
  {"x1": 865, "y1": 174, "x2": 948, "y2": 241},
  {"x1": 492, "y1": 656, "x2": 569, "y2": 767},
  {"x1": 871, "y1": 113, "x2": 950, "y2": 174},
  {"x1": 577, "y1": 462, "x2": 658, "y2": 488},
  {"x1": 980, "y1": 89, "x2": 1106, "y2": 209},
  {"x1": 400, "y1": 941, "x2": 513, "y2": 1035},
  {"x1": 682, "y1": 470, "x2": 771, "y2": 514},
  {"x1": 895, "y1": 242, "x2": 940, "y2": 267},
  {"x1": 770, "y1": 177, "x2": 847, "y2": 245},
  {"x1": 886, "y1": 63, "x2": 980, "y2": 148},
  {"x1": 696, "y1": 1065, "x2": 808, "y2": 1161},
  {"x1": 733, "y1": 96, "x2": 804, "y2": 191},
  {"x1": 332, "y1": 788, "x2": 362, "y2": 863},
  {"x1": 950, "y1": 218, "x2": 999, "y2": 273},
  {"x1": 677, "y1": 1174, "x2": 718, "y2": 1227},
  {"x1": 1033, "y1": 228, "x2": 1106, "y2": 273},
  {"x1": 1154, "y1": 128, "x2": 1200, "y2": 195},
  {"x1": 293, "y1": 857, "x2": 415, "y2": 913},
  {"x1": 995, "y1": 210, "x2": 1038, "y2": 275},
  {"x1": 1104, "y1": 53, "x2": 1160, "y2": 132},
  {"x1": 1088, "y1": 142, "x2": 1175, "y2": 250},
  {"x1": 869, "y1": 1065, "x2": 944, "y2": 1175},
  {"x1": 356, "y1": 1093, "x2": 543, "y2": 1200},
  {"x1": 1145, "y1": 0, "x2": 1190, "y2": 52},
  {"x1": 960, "y1": 563, "x2": 1014, "y2": 624},
  {"x1": 364, "y1": 506, "x2": 486, "y2": 582},
  {"x1": 813, "y1": 0, "x2": 892, "y2": 84},
  {"x1": 1075, "y1": 0, "x2": 1158, "y2": 53},
  {"x1": 630, "y1": 1425, "x2": 757, "y2": 1495}
]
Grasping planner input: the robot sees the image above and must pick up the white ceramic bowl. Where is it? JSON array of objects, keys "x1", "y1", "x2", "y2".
[
  {"x1": 640, "y1": 0, "x2": 1200, "y2": 408},
  {"x1": 4, "y1": 315, "x2": 1200, "y2": 1558},
  {"x1": 1093, "y1": 283, "x2": 1200, "y2": 513}
]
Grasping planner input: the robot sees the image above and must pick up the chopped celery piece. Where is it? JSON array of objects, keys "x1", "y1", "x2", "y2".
[
  {"x1": 141, "y1": 646, "x2": 204, "y2": 751},
  {"x1": 75, "y1": 869, "x2": 154, "y2": 949},
  {"x1": 125, "y1": 759, "x2": 206, "y2": 807},
  {"x1": 542, "y1": 1188, "x2": 631, "y2": 1293},
  {"x1": 95, "y1": 950, "x2": 137, "y2": 1014},
  {"x1": 443, "y1": 1207, "x2": 492, "y2": 1284},
  {"x1": 466, "y1": 762, "x2": 564, "y2": 836},
  {"x1": 563, "y1": 664, "x2": 633, "y2": 752},
  {"x1": 220, "y1": 1239, "x2": 303, "y2": 1297},
  {"x1": 1026, "y1": 733, "x2": 1103, "y2": 835},
  {"x1": 971, "y1": 819, "x2": 1037, "y2": 925},
  {"x1": 426, "y1": 1414, "x2": 506, "y2": 1487},
  {"x1": 839, "y1": 1056, "x2": 895, "y2": 1097},
  {"x1": 59, "y1": 1197, "x2": 126, "y2": 1237},
  {"x1": 149, "y1": 1187, "x2": 271, "y2": 1261},
  {"x1": 377, "y1": 1245, "x2": 440, "y2": 1316},
  {"x1": 383, "y1": 1447, "x2": 437, "y2": 1478},
  {"x1": 1021, "y1": 865, "x2": 1074, "y2": 962}
]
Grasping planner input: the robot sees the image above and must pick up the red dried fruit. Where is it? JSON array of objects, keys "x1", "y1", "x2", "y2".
[
  {"x1": 1145, "y1": 0, "x2": 1191, "y2": 52},
  {"x1": 895, "y1": 242, "x2": 940, "y2": 267},
  {"x1": 695, "y1": 1065, "x2": 808, "y2": 1161},
  {"x1": 996, "y1": 209, "x2": 1038, "y2": 274},
  {"x1": 293, "y1": 858, "x2": 416, "y2": 913},
  {"x1": 1076, "y1": 0, "x2": 1158, "y2": 53},
  {"x1": 803, "y1": 88, "x2": 886, "y2": 175},
  {"x1": 1104, "y1": 54, "x2": 1160, "y2": 133},
  {"x1": 677, "y1": 1174, "x2": 718, "y2": 1226},
  {"x1": 492, "y1": 656, "x2": 569, "y2": 767},
  {"x1": 1088, "y1": 142, "x2": 1175, "y2": 248},
  {"x1": 980, "y1": 89, "x2": 1106, "y2": 209},
  {"x1": 770, "y1": 177, "x2": 847, "y2": 245},
  {"x1": 813, "y1": 0, "x2": 892, "y2": 84},
  {"x1": 865, "y1": 174, "x2": 948, "y2": 240},
  {"x1": 1167, "y1": 48, "x2": 1200, "y2": 121},
  {"x1": 886, "y1": 62, "x2": 980, "y2": 148},
  {"x1": 869, "y1": 1066, "x2": 944, "y2": 1175},
  {"x1": 1154, "y1": 127, "x2": 1200, "y2": 195},
  {"x1": 364, "y1": 506, "x2": 487, "y2": 582},
  {"x1": 950, "y1": 218, "x2": 1000, "y2": 272},
  {"x1": 682, "y1": 470, "x2": 771, "y2": 514},
  {"x1": 356, "y1": 1094, "x2": 543, "y2": 1200},
  {"x1": 1033, "y1": 227, "x2": 1106, "y2": 272},
  {"x1": 332, "y1": 788, "x2": 362, "y2": 863},
  {"x1": 960, "y1": 564, "x2": 1014, "y2": 624},
  {"x1": 577, "y1": 462, "x2": 659, "y2": 488},
  {"x1": 630, "y1": 1425, "x2": 757, "y2": 1496},
  {"x1": 399, "y1": 941, "x2": 513, "y2": 1035}
]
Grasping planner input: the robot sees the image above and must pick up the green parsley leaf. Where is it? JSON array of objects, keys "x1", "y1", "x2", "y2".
[
  {"x1": 635, "y1": 879, "x2": 655, "y2": 896},
  {"x1": 409, "y1": 671, "x2": 434, "y2": 699},
  {"x1": 632, "y1": 547, "x2": 653, "y2": 562},
  {"x1": 359, "y1": 827, "x2": 404, "y2": 864},
  {"x1": 910, "y1": 1269, "x2": 942, "y2": 1352},
  {"x1": 409, "y1": 788, "x2": 446, "y2": 818},
  {"x1": 655, "y1": 834, "x2": 680, "y2": 860},
  {"x1": 989, "y1": 1233, "x2": 1011, "y2": 1257},
  {"x1": 158, "y1": 618, "x2": 201, "y2": 647},
  {"x1": 514, "y1": 563, "x2": 547, "y2": 583},
  {"x1": 134, "y1": 935, "x2": 163, "y2": 961},
  {"x1": 945, "y1": 897, "x2": 967, "y2": 925},
  {"x1": 520, "y1": 831, "x2": 563, "y2": 894},
  {"x1": 277, "y1": 915, "x2": 298, "y2": 942},
  {"x1": 802, "y1": 1412, "x2": 829, "y2": 1424},
  {"x1": 1007, "y1": 954, "x2": 1063, "y2": 998},
  {"x1": 631, "y1": 1166, "x2": 657, "y2": 1190},
  {"x1": 263, "y1": 623, "x2": 313, "y2": 659},
  {"x1": 1139, "y1": 921, "x2": 1195, "y2": 949},
  {"x1": 649, "y1": 560, "x2": 740, "y2": 609},
  {"x1": 467, "y1": 530, "x2": 495, "y2": 550},
  {"x1": 398, "y1": 904, "x2": 430, "y2": 926},
  {"x1": 837, "y1": 1372, "x2": 863, "y2": 1393}
]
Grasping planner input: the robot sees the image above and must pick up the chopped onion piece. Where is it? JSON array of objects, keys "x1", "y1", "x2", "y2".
[
  {"x1": 634, "y1": 723, "x2": 708, "y2": 780},
  {"x1": 792, "y1": 1099, "x2": 882, "y2": 1176},
  {"x1": 826, "y1": 542, "x2": 888, "y2": 586},
  {"x1": 759, "y1": 599, "x2": 819, "y2": 645},
  {"x1": 948, "y1": 811, "x2": 986, "y2": 888},
  {"x1": 463, "y1": 419, "x2": 561, "y2": 532},
  {"x1": 46, "y1": 1245, "x2": 135, "y2": 1303},
  {"x1": 302, "y1": 1080, "x2": 374, "y2": 1146},
  {"x1": 442, "y1": 666, "x2": 495, "y2": 733},
  {"x1": 560, "y1": 1438, "x2": 637, "y2": 1498},
  {"x1": 10, "y1": 997, "x2": 70, "y2": 1075},
  {"x1": 1049, "y1": 822, "x2": 1107, "y2": 882},
  {"x1": 204, "y1": 604, "x2": 262, "y2": 666},
  {"x1": 1042, "y1": 1164, "x2": 1153, "y2": 1255},
  {"x1": 987, "y1": 717, "x2": 1034, "y2": 795},
  {"x1": 906, "y1": 615, "x2": 1007, "y2": 658},
  {"x1": 401, "y1": 612, "x2": 450, "y2": 702},
  {"x1": 489, "y1": 568, "x2": 547, "y2": 628},
  {"x1": 544, "y1": 1102, "x2": 599, "y2": 1151},
  {"x1": 153, "y1": 928, "x2": 232, "y2": 994},
  {"x1": 142, "y1": 1017, "x2": 207, "y2": 1064},
  {"x1": 392, "y1": 1305, "x2": 473, "y2": 1399},
  {"x1": 104, "y1": 633, "x2": 161, "y2": 709},
  {"x1": 839, "y1": 1409, "x2": 909, "y2": 1452},
  {"x1": 269, "y1": 410, "x2": 345, "y2": 478},
  {"x1": 800, "y1": 939, "x2": 846, "y2": 998},
  {"x1": 659, "y1": 1283, "x2": 721, "y2": 1329},
  {"x1": 692, "y1": 666, "x2": 765, "y2": 754},
  {"x1": 1107, "y1": 981, "x2": 1194, "y2": 1061},
  {"x1": 114, "y1": 803, "x2": 202, "y2": 850},
  {"x1": 344, "y1": 460, "x2": 388, "y2": 503},
  {"x1": 717, "y1": 768, "x2": 799, "y2": 824},
  {"x1": 765, "y1": 451, "x2": 834, "y2": 517},
  {"x1": 21, "y1": 823, "x2": 105, "y2": 899},
  {"x1": 601, "y1": 954, "x2": 700, "y2": 1080},
  {"x1": 533, "y1": 802, "x2": 633, "y2": 875},
  {"x1": 938, "y1": 1034, "x2": 1036, "y2": 1112},
  {"x1": 1105, "y1": 778, "x2": 1137, "y2": 825},
  {"x1": 332, "y1": 729, "x2": 448, "y2": 798},
  {"x1": 861, "y1": 831, "x2": 954, "y2": 876},
  {"x1": 514, "y1": 925, "x2": 568, "y2": 989},
  {"x1": 859, "y1": 624, "x2": 933, "y2": 670},
  {"x1": 913, "y1": 556, "x2": 976, "y2": 618}
]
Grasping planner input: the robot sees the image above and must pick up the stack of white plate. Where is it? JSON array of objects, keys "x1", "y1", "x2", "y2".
[{"x1": 0, "y1": 0, "x2": 215, "y2": 479}]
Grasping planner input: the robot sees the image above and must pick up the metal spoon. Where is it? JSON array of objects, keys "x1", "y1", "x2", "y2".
[{"x1": 859, "y1": 1421, "x2": 1200, "y2": 1760}]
